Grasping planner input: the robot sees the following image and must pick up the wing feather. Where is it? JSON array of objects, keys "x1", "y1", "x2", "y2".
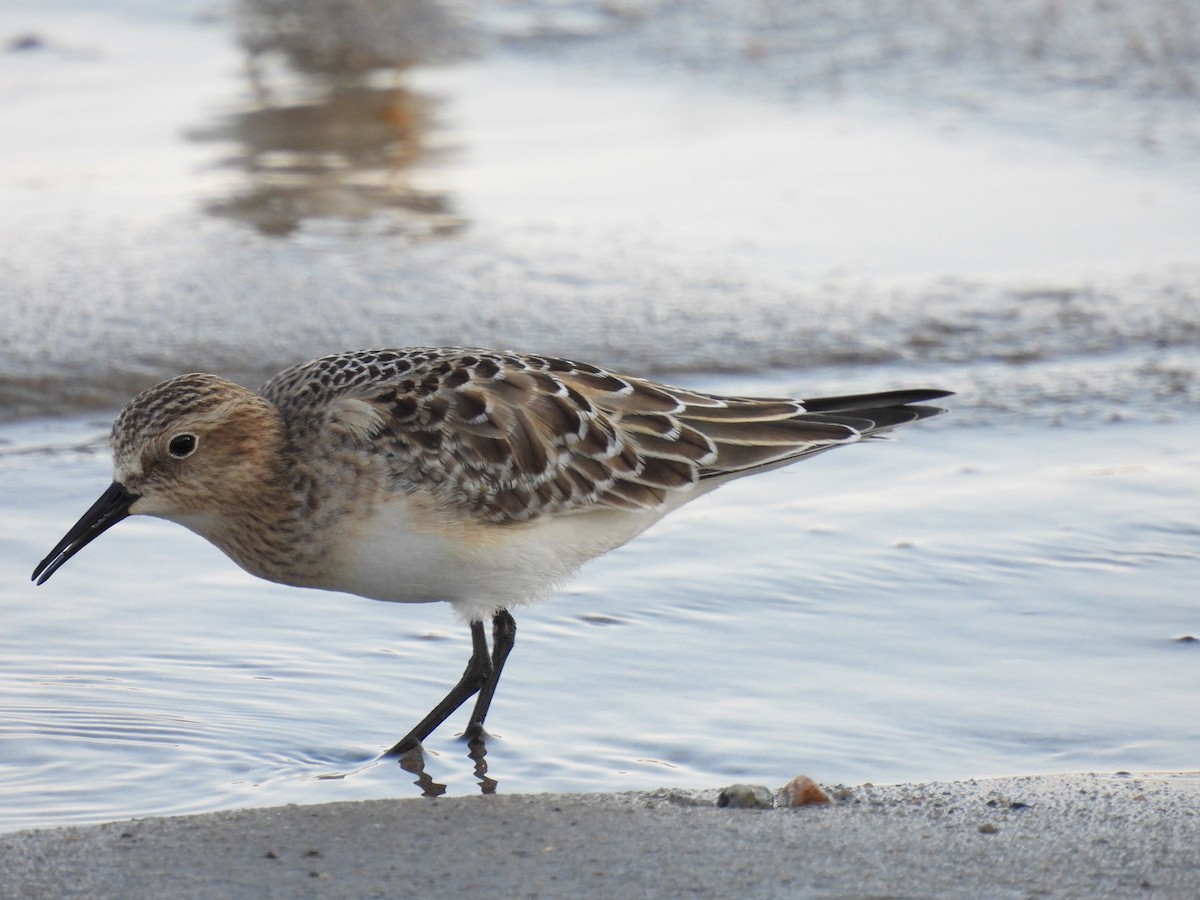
[{"x1": 260, "y1": 348, "x2": 948, "y2": 524}]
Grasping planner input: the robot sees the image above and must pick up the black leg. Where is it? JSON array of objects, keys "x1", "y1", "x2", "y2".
[
  {"x1": 383, "y1": 619, "x2": 492, "y2": 757},
  {"x1": 464, "y1": 610, "x2": 517, "y2": 742}
]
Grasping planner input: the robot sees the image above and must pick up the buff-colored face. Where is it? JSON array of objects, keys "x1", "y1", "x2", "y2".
[{"x1": 32, "y1": 373, "x2": 279, "y2": 584}]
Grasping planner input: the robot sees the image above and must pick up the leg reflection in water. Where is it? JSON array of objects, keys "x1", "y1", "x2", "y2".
[{"x1": 395, "y1": 738, "x2": 498, "y2": 797}]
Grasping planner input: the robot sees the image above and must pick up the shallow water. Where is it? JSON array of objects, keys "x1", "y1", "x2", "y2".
[
  {"x1": 3, "y1": 409, "x2": 1199, "y2": 833},
  {"x1": 1, "y1": 0, "x2": 1198, "y2": 833}
]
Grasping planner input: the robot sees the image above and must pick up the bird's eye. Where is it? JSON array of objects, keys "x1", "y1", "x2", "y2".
[{"x1": 168, "y1": 433, "x2": 198, "y2": 459}]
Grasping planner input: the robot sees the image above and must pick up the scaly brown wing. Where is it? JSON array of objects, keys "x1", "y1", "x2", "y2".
[{"x1": 262, "y1": 348, "x2": 945, "y2": 523}]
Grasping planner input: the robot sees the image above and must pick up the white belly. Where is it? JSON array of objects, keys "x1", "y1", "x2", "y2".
[{"x1": 316, "y1": 494, "x2": 669, "y2": 621}]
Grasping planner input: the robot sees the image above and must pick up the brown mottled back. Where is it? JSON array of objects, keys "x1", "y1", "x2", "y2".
[{"x1": 260, "y1": 348, "x2": 947, "y2": 524}]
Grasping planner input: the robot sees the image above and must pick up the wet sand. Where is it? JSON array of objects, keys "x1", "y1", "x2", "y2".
[{"x1": 3, "y1": 773, "x2": 1196, "y2": 898}]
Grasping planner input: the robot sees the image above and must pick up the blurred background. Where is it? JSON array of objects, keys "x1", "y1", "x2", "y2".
[{"x1": 1, "y1": 0, "x2": 1197, "y2": 832}]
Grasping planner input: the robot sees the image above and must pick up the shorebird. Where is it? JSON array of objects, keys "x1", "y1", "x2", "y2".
[{"x1": 32, "y1": 347, "x2": 950, "y2": 756}]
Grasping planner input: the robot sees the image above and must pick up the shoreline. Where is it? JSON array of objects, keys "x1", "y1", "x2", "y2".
[{"x1": 4, "y1": 772, "x2": 1196, "y2": 898}]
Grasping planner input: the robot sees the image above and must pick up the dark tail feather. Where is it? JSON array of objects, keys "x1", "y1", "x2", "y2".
[
  {"x1": 800, "y1": 389, "x2": 952, "y2": 438},
  {"x1": 801, "y1": 388, "x2": 954, "y2": 413},
  {"x1": 696, "y1": 387, "x2": 952, "y2": 481}
]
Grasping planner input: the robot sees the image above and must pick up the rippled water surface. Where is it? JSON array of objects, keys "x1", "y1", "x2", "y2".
[
  {"x1": 4, "y1": 408, "x2": 1199, "y2": 833},
  {"x1": 1, "y1": 0, "x2": 1198, "y2": 833}
]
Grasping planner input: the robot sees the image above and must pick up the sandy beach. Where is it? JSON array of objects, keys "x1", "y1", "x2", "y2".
[{"x1": 3, "y1": 773, "x2": 1197, "y2": 898}]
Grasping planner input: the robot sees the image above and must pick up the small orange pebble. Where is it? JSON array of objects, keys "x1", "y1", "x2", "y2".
[{"x1": 777, "y1": 775, "x2": 832, "y2": 808}]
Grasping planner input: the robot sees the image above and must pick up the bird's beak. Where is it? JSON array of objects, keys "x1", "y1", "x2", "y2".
[{"x1": 32, "y1": 482, "x2": 140, "y2": 585}]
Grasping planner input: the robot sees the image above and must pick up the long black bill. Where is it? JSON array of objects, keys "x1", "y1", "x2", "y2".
[{"x1": 32, "y1": 482, "x2": 139, "y2": 585}]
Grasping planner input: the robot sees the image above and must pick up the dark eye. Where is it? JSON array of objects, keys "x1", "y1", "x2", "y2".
[{"x1": 168, "y1": 433, "x2": 198, "y2": 459}]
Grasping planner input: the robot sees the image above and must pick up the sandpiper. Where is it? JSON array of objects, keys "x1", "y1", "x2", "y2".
[{"x1": 32, "y1": 347, "x2": 950, "y2": 756}]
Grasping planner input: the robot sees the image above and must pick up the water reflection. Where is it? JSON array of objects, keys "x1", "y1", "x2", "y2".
[
  {"x1": 192, "y1": 0, "x2": 474, "y2": 237},
  {"x1": 396, "y1": 745, "x2": 448, "y2": 798},
  {"x1": 235, "y1": 0, "x2": 473, "y2": 82},
  {"x1": 395, "y1": 737, "x2": 499, "y2": 797},
  {"x1": 468, "y1": 734, "x2": 498, "y2": 794}
]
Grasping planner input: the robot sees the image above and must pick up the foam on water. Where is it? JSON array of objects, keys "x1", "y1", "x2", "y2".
[{"x1": 1, "y1": 8, "x2": 1198, "y2": 421}]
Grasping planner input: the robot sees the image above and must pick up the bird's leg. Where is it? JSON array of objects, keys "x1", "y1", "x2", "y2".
[
  {"x1": 383, "y1": 619, "x2": 492, "y2": 757},
  {"x1": 463, "y1": 609, "x2": 517, "y2": 742}
]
